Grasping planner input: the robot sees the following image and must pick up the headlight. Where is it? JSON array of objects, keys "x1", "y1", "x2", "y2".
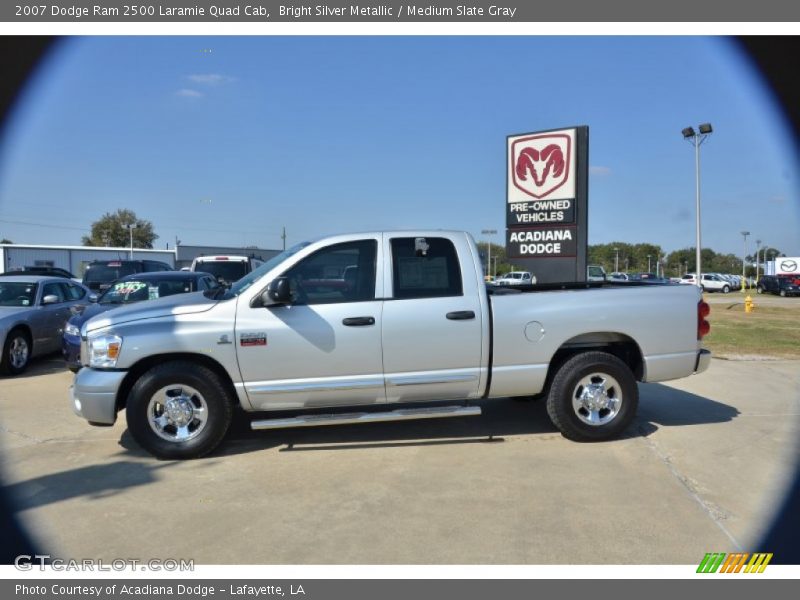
[
  {"x1": 87, "y1": 334, "x2": 123, "y2": 368},
  {"x1": 64, "y1": 322, "x2": 80, "y2": 337}
]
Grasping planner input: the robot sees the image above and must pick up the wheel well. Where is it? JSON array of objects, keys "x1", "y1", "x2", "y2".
[
  {"x1": 542, "y1": 333, "x2": 644, "y2": 394},
  {"x1": 5, "y1": 324, "x2": 32, "y2": 349},
  {"x1": 115, "y1": 353, "x2": 238, "y2": 412}
]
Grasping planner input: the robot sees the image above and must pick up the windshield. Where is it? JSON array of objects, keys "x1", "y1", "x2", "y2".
[
  {"x1": 100, "y1": 278, "x2": 198, "y2": 304},
  {"x1": 222, "y1": 242, "x2": 312, "y2": 298},
  {"x1": 197, "y1": 261, "x2": 248, "y2": 284},
  {"x1": 0, "y1": 282, "x2": 38, "y2": 307},
  {"x1": 84, "y1": 264, "x2": 137, "y2": 282}
]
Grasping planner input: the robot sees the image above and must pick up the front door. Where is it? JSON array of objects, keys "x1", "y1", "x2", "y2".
[{"x1": 235, "y1": 238, "x2": 386, "y2": 410}]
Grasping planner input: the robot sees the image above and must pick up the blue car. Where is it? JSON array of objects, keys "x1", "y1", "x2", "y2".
[{"x1": 63, "y1": 271, "x2": 219, "y2": 371}]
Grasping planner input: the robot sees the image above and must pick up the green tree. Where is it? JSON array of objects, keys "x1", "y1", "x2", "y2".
[
  {"x1": 476, "y1": 241, "x2": 519, "y2": 277},
  {"x1": 82, "y1": 209, "x2": 157, "y2": 248},
  {"x1": 0, "y1": 238, "x2": 12, "y2": 244},
  {"x1": 665, "y1": 247, "x2": 719, "y2": 276},
  {"x1": 589, "y1": 242, "x2": 664, "y2": 274}
]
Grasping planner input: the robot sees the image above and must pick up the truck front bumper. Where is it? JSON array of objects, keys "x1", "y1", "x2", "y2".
[
  {"x1": 695, "y1": 349, "x2": 712, "y2": 374},
  {"x1": 70, "y1": 368, "x2": 127, "y2": 425}
]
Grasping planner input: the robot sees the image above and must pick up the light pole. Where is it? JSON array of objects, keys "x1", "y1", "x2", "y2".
[
  {"x1": 481, "y1": 229, "x2": 497, "y2": 279},
  {"x1": 647, "y1": 254, "x2": 652, "y2": 274},
  {"x1": 740, "y1": 230, "x2": 750, "y2": 291},
  {"x1": 682, "y1": 123, "x2": 713, "y2": 287},
  {"x1": 755, "y1": 239, "x2": 762, "y2": 284},
  {"x1": 614, "y1": 247, "x2": 619, "y2": 273},
  {"x1": 126, "y1": 224, "x2": 138, "y2": 260}
]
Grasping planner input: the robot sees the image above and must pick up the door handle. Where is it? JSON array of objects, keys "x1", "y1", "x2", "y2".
[
  {"x1": 446, "y1": 311, "x2": 475, "y2": 320},
  {"x1": 342, "y1": 316, "x2": 376, "y2": 326}
]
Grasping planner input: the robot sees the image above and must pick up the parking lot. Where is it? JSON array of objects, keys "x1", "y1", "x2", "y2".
[{"x1": 1, "y1": 349, "x2": 798, "y2": 565}]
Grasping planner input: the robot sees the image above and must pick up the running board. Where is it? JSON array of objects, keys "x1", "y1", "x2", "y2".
[{"x1": 250, "y1": 405, "x2": 481, "y2": 430}]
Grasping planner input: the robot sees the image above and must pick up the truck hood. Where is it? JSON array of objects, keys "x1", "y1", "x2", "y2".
[{"x1": 83, "y1": 291, "x2": 220, "y2": 333}]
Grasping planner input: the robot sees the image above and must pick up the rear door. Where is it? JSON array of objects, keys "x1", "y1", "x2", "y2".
[{"x1": 381, "y1": 234, "x2": 485, "y2": 403}]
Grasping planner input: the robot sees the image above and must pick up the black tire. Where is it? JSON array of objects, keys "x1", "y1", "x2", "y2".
[
  {"x1": 756, "y1": 286, "x2": 764, "y2": 294},
  {"x1": 546, "y1": 351, "x2": 638, "y2": 442},
  {"x1": 125, "y1": 361, "x2": 233, "y2": 459},
  {"x1": 0, "y1": 328, "x2": 31, "y2": 376},
  {"x1": 722, "y1": 285, "x2": 730, "y2": 294},
  {"x1": 780, "y1": 289, "x2": 787, "y2": 297}
]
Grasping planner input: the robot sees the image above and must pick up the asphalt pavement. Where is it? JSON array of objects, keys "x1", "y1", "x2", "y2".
[{"x1": 0, "y1": 354, "x2": 798, "y2": 564}]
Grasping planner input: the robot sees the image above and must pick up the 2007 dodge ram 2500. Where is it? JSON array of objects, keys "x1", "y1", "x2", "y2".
[{"x1": 71, "y1": 231, "x2": 711, "y2": 459}]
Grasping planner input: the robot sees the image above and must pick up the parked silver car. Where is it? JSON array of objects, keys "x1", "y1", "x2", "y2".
[{"x1": 0, "y1": 276, "x2": 93, "y2": 375}]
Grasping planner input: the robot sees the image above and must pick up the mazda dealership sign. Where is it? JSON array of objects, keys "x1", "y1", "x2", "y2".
[
  {"x1": 506, "y1": 126, "x2": 589, "y2": 283},
  {"x1": 775, "y1": 257, "x2": 800, "y2": 275}
]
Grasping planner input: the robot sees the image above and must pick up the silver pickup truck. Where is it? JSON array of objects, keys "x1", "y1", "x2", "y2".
[{"x1": 71, "y1": 230, "x2": 711, "y2": 459}]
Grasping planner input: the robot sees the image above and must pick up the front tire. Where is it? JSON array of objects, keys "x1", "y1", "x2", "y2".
[
  {"x1": 722, "y1": 285, "x2": 730, "y2": 294},
  {"x1": 780, "y1": 289, "x2": 787, "y2": 297},
  {"x1": 1, "y1": 328, "x2": 31, "y2": 376},
  {"x1": 126, "y1": 361, "x2": 233, "y2": 459},
  {"x1": 546, "y1": 352, "x2": 639, "y2": 442},
  {"x1": 756, "y1": 286, "x2": 764, "y2": 294}
]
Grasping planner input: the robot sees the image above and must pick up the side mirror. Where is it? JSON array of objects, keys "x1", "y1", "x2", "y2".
[
  {"x1": 88, "y1": 294, "x2": 99, "y2": 303},
  {"x1": 260, "y1": 277, "x2": 292, "y2": 307},
  {"x1": 42, "y1": 294, "x2": 59, "y2": 305}
]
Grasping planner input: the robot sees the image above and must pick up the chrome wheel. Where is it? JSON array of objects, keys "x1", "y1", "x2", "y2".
[
  {"x1": 9, "y1": 336, "x2": 29, "y2": 370},
  {"x1": 147, "y1": 384, "x2": 209, "y2": 443},
  {"x1": 571, "y1": 372, "x2": 623, "y2": 426}
]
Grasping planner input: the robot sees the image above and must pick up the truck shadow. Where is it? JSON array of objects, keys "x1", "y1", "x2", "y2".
[
  {"x1": 214, "y1": 383, "x2": 739, "y2": 457},
  {"x1": 4, "y1": 458, "x2": 176, "y2": 511}
]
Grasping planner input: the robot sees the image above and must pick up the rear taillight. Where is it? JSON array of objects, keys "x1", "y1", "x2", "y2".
[{"x1": 698, "y1": 300, "x2": 711, "y2": 339}]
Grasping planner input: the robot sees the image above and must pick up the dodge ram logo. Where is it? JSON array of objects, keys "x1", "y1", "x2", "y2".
[{"x1": 511, "y1": 133, "x2": 572, "y2": 199}]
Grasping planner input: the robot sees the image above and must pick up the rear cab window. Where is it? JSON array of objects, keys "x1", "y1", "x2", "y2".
[{"x1": 389, "y1": 237, "x2": 463, "y2": 299}]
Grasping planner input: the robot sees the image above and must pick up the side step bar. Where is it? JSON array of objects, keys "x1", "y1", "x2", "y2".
[{"x1": 251, "y1": 405, "x2": 481, "y2": 430}]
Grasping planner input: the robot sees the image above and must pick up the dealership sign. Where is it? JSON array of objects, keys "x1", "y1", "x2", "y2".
[
  {"x1": 506, "y1": 126, "x2": 589, "y2": 283},
  {"x1": 775, "y1": 257, "x2": 800, "y2": 275}
]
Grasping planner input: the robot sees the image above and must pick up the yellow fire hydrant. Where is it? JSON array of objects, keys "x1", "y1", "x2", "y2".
[{"x1": 745, "y1": 295, "x2": 754, "y2": 313}]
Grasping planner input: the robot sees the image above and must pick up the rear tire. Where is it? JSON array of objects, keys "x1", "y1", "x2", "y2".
[
  {"x1": 126, "y1": 361, "x2": 233, "y2": 459},
  {"x1": 546, "y1": 352, "x2": 638, "y2": 442},
  {"x1": 1, "y1": 328, "x2": 31, "y2": 376},
  {"x1": 756, "y1": 286, "x2": 764, "y2": 294}
]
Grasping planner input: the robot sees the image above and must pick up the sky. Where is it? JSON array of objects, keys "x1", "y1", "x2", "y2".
[{"x1": 0, "y1": 36, "x2": 798, "y2": 257}]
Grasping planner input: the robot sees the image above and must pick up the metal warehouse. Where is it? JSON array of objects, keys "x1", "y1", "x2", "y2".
[
  {"x1": 0, "y1": 243, "x2": 176, "y2": 276},
  {"x1": 0, "y1": 243, "x2": 283, "y2": 275}
]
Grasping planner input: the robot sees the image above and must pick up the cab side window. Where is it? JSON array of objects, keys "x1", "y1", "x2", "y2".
[
  {"x1": 42, "y1": 282, "x2": 68, "y2": 303},
  {"x1": 390, "y1": 237, "x2": 463, "y2": 299},
  {"x1": 282, "y1": 240, "x2": 377, "y2": 305},
  {"x1": 63, "y1": 282, "x2": 86, "y2": 300}
]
